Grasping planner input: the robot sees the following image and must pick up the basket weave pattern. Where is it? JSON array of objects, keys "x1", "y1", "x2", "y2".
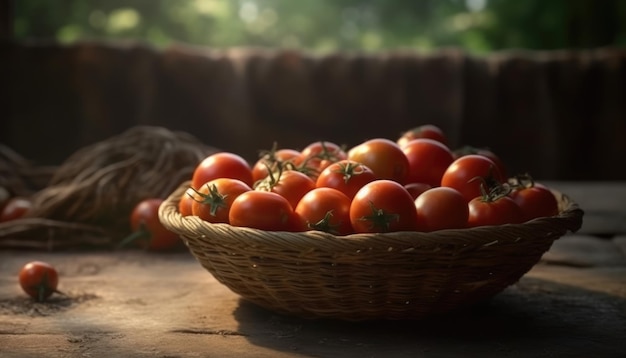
[{"x1": 160, "y1": 182, "x2": 583, "y2": 321}]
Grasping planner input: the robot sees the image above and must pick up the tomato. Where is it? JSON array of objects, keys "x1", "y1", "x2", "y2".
[
  {"x1": 19, "y1": 261, "x2": 60, "y2": 302},
  {"x1": 178, "y1": 187, "x2": 200, "y2": 217},
  {"x1": 397, "y1": 124, "x2": 448, "y2": 148},
  {"x1": 295, "y1": 141, "x2": 347, "y2": 178},
  {"x1": 467, "y1": 193, "x2": 524, "y2": 227},
  {"x1": 440, "y1": 154, "x2": 505, "y2": 202},
  {"x1": 453, "y1": 146, "x2": 508, "y2": 179},
  {"x1": 508, "y1": 176, "x2": 559, "y2": 222},
  {"x1": 347, "y1": 138, "x2": 409, "y2": 183},
  {"x1": 125, "y1": 198, "x2": 182, "y2": 251},
  {"x1": 251, "y1": 145, "x2": 301, "y2": 184},
  {"x1": 229, "y1": 190, "x2": 299, "y2": 231},
  {"x1": 191, "y1": 152, "x2": 253, "y2": 189},
  {"x1": 404, "y1": 182, "x2": 432, "y2": 200},
  {"x1": 350, "y1": 180, "x2": 418, "y2": 233},
  {"x1": 402, "y1": 138, "x2": 455, "y2": 187},
  {"x1": 192, "y1": 178, "x2": 252, "y2": 224},
  {"x1": 315, "y1": 160, "x2": 376, "y2": 199},
  {"x1": 414, "y1": 187, "x2": 468, "y2": 232},
  {"x1": 255, "y1": 168, "x2": 316, "y2": 209},
  {"x1": 295, "y1": 187, "x2": 353, "y2": 235},
  {"x1": 0, "y1": 197, "x2": 32, "y2": 222}
]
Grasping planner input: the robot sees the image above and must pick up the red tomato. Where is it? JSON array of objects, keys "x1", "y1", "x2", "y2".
[
  {"x1": 191, "y1": 152, "x2": 253, "y2": 189},
  {"x1": 415, "y1": 187, "x2": 468, "y2": 232},
  {"x1": 440, "y1": 154, "x2": 505, "y2": 202},
  {"x1": 251, "y1": 146, "x2": 301, "y2": 184},
  {"x1": 0, "y1": 197, "x2": 32, "y2": 222},
  {"x1": 127, "y1": 198, "x2": 182, "y2": 251},
  {"x1": 467, "y1": 194, "x2": 524, "y2": 227},
  {"x1": 397, "y1": 124, "x2": 448, "y2": 148},
  {"x1": 229, "y1": 190, "x2": 299, "y2": 231},
  {"x1": 402, "y1": 138, "x2": 455, "y2": 187},
  {"x1": 509, "y1": 179, "x2": 559, "y2": 222},
  {"x1": 192, "y1": 178, "x2": 252, "y2": 224},
  {"x1": 19, "y1": 261, "x2": 60, "y2": 302},
  {"x1": 295, "y1": 187, "x2": 353, "y2": 235},
  {"x1": 315, "y1": 160, "x2": 376, "y2": 200},
  {"x1": 255, "y1": 168, "x2": 316, "y2": 209},
  {"x1": 350, "y1": 180, "x2": 418, "y2": 233},
  {"x1": 453, "y1": 146, "x2": 508, "y2": 180},
  {"x1": 295, "y1": 141, "x2": 347, "y2": 178},
  {"x1": 178, "y1": 187, "x2": 200, "y2": 217},
  {"x1": 347, "y1": 138, "x2": 409, "y2": 183},
  {"x1": 404, "y1": 182, "x2": 432, "y2": 200}
]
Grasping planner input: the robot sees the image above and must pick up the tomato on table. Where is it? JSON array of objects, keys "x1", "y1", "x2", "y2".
[
  {"x1": 19, "y1": 261, "x2": 61, "y2": 302},
  {"x1": 414, "y1": 187, "x2": 468, "y2": 232},
  {"x1": 191, "y1": 152, "x2": 254, "y2": 189},
  {"x1": 350, "y1": 179, "x2": 418, "y2": 233},
  {"x1": 295, "y1": 187, "x2": 353, "y2": 235},
  {"x1": 347, "y1": 138, "x2": 409, "y2": 184},
  {"x1": 229, "y1": 190, "x2": 300, "y2": 231},
  {"x1": 315, "y1": 160, "x2": 376, "y2": 200}
]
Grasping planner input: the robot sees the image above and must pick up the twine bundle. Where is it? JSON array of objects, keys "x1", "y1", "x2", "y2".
[
  {"x1": 0, "y1": 126, "x2": 217, "y2": 250},
  {"x1": 160, "y1": 181, "x2": 583, "y2": 321}
]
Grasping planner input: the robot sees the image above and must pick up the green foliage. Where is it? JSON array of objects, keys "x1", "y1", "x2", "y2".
[{"x1": 12, "y1": 0, "x2": 626, "y2": 53}]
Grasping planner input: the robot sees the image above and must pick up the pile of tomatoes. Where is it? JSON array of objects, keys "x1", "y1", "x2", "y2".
[{"x1": 179, "y1": 124, "x2": 559, "y2": 235}]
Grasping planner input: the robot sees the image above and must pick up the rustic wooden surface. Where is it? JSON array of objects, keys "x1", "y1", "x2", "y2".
[{"x1": 1, "y1": 182, "x2": 625, "y2": 357}]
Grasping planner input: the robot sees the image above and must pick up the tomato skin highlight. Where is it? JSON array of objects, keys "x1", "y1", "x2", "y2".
[
  {"x1": 350, "y1": 180, "x2": 418, "y2": 233},
  {"x1": 441, "y1": 154, "x2": 505, "y2": 202},
  {"x1": 129, "y1": 199, "x2": 181, "y2": 251},
  {"x1": 295, "y1": 187, "x2": 354, "y2": 236},
  {"x1": 0, "y1": 197, "x2": 32, "y2": 222},
  {"x1": 18, "y1": 261, "x2": 59, "y2": 302},
  {"x1": 415, "y1": 187, "x2": 468, "y2": 232},
  {"x1": 402, "y1": 138, "x2": 455, "y2": 187},
  {"x1": 229, "y1": 190, "x2": 299, "y2": 231},
  {"x1": 315, "y1": 160, "x2": 376, "y2": 200},
  {"x1": 191, "y1": 152, "x2": 253, "y2": 189},
  {"x1": 348, "y1": 138, "x2": 409, "y2": 183}
]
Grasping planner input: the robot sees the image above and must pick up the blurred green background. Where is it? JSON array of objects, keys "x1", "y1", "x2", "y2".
[{"x1": 13, "y1": 0, "x2": 626, "y2": 53}]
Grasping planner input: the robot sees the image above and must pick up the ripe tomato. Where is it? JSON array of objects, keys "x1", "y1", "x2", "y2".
[
  {"x1": 295, "y1": 141, "x2": 347, "y2": 178},
  {"x1": 126, "y1": 198, "x2": 182, "y2": 251},
  {"x1": 397, "y1": 124, "x2": 448, "y2": 148},
  {"x1": 350, "y1": 180, "x2": 418, "y2": 233},
  {"x1": 295, "y1": 187, "x2": 353, "y2": 235},
  {"x1": 509, "y1": 178, "x2": 559, "y2": 222},
  {"x1": 453, "y1": 146, "x2": 508, "y2": 180},
  {"x1": 0, "y1": 197, "x2": 32, "y2": 222},
  {"x1": 467, "y1": 194, "x2": 524, "y2": 227},
  {"x1": 315, "y1": 160, "x2": 376, "y2": 200},
  {"x1": 347, "y1": 138, "x2": 409, "y2": 183},
  {"x1": 402, "y1": 138, "x2": 455, "y2": 187},
  {"x1": 404, "y1": 182, "x2": 432, "y2": 199},
  {"x1": 415, "y1": 187, "x2": 468, "y2": 232},
  {"x1": 178, "y1": 187, "x2": 200, "y2": 217},
  {"x1": 19, "y1": 261, "x2": 60, "y2": 302},
  {"x1": 255, "y1": 168, "x2": 316, "y2": 209},
  {"x1": 251, "y1": 145, "x2": 301, "y2": 184},
  {"x1": 192, "y1": 178, "x2": 252, "y2": 224},
  {"x1": 440, "y1": 154, "x2": 505, "y2": 202},
  {"x1": 229, "y1": 190, "x2": 299, "y2": 231},
  {"x1": 191, "y1": 152, "x2": 253, "y2": 189}
]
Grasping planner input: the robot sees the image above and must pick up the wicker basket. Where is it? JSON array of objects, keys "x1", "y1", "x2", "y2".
[{"x1": 159, "y1": 181, "x2": 583, "y2": 321}]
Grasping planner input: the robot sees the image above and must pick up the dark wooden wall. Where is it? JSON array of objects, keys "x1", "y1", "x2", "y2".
[{"x1": 2, "y1": 40, "x2": 625, "y2": 180}]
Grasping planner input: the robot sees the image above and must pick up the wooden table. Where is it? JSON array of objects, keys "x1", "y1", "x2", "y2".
[{"x1": 1, "y1": 182, "x2": 625, "y2": 357}]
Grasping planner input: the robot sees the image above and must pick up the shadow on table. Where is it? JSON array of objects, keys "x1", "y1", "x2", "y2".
[{"x1": 233, "y1": 277, "x2": 626, "y2": 358}]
